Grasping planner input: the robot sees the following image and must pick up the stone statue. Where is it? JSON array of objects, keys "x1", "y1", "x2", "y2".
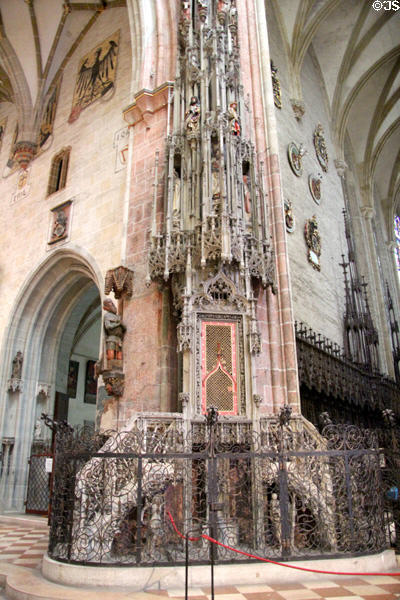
[
  {"x1": 211, "y1": 149, "x2": 221, "y2": 200},
  {"x1": 34, "y1": 418, "x2": 42, "y2": 439},
  {"x1": 11, "y1": 351, "x2": 23, "y2": 379},
  {"x1": 228, "y1": 101, "x2": 240, "y2": 136},
  {"x1": 172, "y1": 169, "x2": 181, "y2": 217},
  {"x1": 185, "y1": 96, "x2": 200, "y2": 132},
  {"x1": 243, "y1": 174, "x2": 251, "y2": 217},
  {"x1": 103, "y1": 298, "x2": 126, "y2": 361}
]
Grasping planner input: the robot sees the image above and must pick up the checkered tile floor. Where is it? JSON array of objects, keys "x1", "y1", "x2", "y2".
[
  {"x1": 0, "y1": 523, "x2": 48, "y2": 568},
  {"x1": 0, "y1": 521, "x2": 399, "y2": 599},
  {"x1": 152, "y1": 577, "x2": 400, "y2": 599}
]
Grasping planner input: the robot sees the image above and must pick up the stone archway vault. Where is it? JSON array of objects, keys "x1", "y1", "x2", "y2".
[{"x1": 0, "y1": 248, "x2": 103, "y2": 512}]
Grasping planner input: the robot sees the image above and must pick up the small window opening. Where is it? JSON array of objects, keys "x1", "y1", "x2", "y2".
[{"x1": 47, "y1": 147, "x2": 70, "y2": 196}]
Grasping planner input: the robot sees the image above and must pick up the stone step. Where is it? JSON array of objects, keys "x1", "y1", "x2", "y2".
[{"x1": 0, "y1": 564, "x2": 164, "y2": 600}]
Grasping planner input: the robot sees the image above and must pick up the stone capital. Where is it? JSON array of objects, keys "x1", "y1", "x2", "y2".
[
  {"x1": 360, "y1": 206, "x2": 375, "y2": 220},
  {"x1": 123, "y1": 82, "x2": 174, "y2": 128}
]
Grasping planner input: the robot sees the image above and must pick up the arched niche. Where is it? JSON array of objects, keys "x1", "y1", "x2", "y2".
[{"x1": 0, "y1": 248, "x2": 103, "y2": 511}]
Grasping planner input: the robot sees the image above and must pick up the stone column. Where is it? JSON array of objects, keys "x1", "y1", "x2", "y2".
[
  {"x1": 120, "y1": 84, "x2": 176, "y2": 425},
  {"x1": 360, "y1": 205, "x2": 394, "y2": 376},
  {"x1": 241, "y1": 0, "x2": 300, "y2": 414}
]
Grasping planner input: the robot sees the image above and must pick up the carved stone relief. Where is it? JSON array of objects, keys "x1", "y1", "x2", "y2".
[
  {"x1": 304, "y1": 215, "x2": 321, "y2": 271},
  {"x1": 49, "y1": 200, "x2": 72, "y2": 245},
  {"x1": 270, "y1": 61, "x2": 282, "y2": 109},
  {"x1": 313, "y1": 123, "x2": 328, "y2": 172}
]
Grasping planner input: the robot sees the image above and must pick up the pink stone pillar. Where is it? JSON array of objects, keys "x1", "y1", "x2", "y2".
[{"x1": 237, "y1": 0, "x2": 300, "y2": 414}]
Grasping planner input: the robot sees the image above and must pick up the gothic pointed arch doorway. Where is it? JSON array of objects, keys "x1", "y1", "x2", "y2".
[{"x1": 0, "y1": 249, "x2": 103, "y2": 512}]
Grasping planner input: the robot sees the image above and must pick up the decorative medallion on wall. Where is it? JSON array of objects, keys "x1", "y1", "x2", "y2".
[
  {"x1": 11, "y1": 167, "x2": 31, "y2": 204},
  {"x1": 69, "y1": 31, "x2": 120, "y2": 123},
  {"x1": 38, "y1": 79, "x2": 61, "y2": 151},
  {"x1": 270, "y1": 61, "x2": 282, "y2": 109},
  {"x1": 48, "y1": 200, "x2": 72, "y2": 245},
  {"x1": 308, "y1": 174, "x2": 322, "y2": 204},
  {"x1": 304, "y1": 215, "x2": 321, "y2": 270},
  {"x1": 313, "y1": 123, "x2": 328, "y2": 172},
  {"x1": 284, "y1": 199, "x2": 295, "y2": 233},
  {"x1": 287, "y1": 142, "x2": 303, "y2": 176}
]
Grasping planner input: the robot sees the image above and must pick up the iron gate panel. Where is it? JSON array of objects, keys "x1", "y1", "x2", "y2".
[
  {"x1": 26, "y1": 454, "x2": 52, "y2": 515},
  {"x1": 48, "y1": 425, "x2": 397, "y2": 566}
]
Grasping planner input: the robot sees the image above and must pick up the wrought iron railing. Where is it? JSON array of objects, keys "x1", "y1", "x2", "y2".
[{"x1": 48, "y1": 419, "x2": 397, "y2": 566}]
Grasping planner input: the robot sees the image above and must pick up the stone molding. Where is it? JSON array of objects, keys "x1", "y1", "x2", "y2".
[{"x1": 123, "y1": 82, "x2": 174, "y2": 127}]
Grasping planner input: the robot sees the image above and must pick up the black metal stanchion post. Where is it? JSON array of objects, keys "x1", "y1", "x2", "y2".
[
  {"x1": 206, "y1": 406, "x2": 219, "y2": 600},
  {"x1": 185, "y1": 532, "x2": 189, "y2": 600}
]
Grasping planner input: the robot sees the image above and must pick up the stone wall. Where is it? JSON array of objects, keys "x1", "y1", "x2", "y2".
[
  {"x1": 0, "y1": 7, "x2": 132, "y2": 340},
  {"x1": 266, "y1": 4, "x2": 347, "y2": 347}
]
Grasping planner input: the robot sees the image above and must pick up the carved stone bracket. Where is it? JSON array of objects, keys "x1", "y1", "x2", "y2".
[
  {"x1": 105, "y1": 265, "x2": 134, "y2": 299},
  {"x1": 7, "y1": 378, "x2": 23, "y2": 393},
  {"x1": 179, "y1": 392, "x2": 190, "y2": 408},
  {"x1": 103, "y1": 371, "x2": 125, "y2": 397},
  {"x1": 13, "y1": 140, "x2": 37, "y2": 170},
  {"x1": 36, "y1": 382, "x2": 51, "y2": 402},
  {"x1": 253, "y1": 394, "x2": 262, "y2": 407}
]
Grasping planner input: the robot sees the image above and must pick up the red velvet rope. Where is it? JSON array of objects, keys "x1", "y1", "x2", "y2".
[{"x1": 166, "y1": 511, "x2": 400, "y2": 577}]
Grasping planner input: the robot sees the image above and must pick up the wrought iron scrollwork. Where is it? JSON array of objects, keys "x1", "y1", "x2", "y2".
[{"x1": 48, "y1": 420, "x2": 397, "y2": 566}]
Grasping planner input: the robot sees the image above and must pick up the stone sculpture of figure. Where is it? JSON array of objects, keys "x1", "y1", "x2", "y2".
[
  {"x1": 172, "y1": 169, "x2": 181, "y2": 217},
  {"x1": 185, "y1": 96, "x2": 200, "y2": 132},
  {"x1": 11, "y1": 351, "x2": 23, "y2": 379},
  {"x1": 270, "y1": 492, "x2": 281, "y2": 546},
  {"x1": 34, "y1": 418, "x2": 42, "y2": 439},
  {"x1": 103, "y1": 298, "x2": 126, "y2": 361},
  {"x1": 211, "y1": 149, "x2": 221, "y2": 200},
  {"x1": 228, "y1": 102, "x2": 240, "y2": 136},
  {"x1": 243, "y1": 174, "x2": 251, "y2": 218}
]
